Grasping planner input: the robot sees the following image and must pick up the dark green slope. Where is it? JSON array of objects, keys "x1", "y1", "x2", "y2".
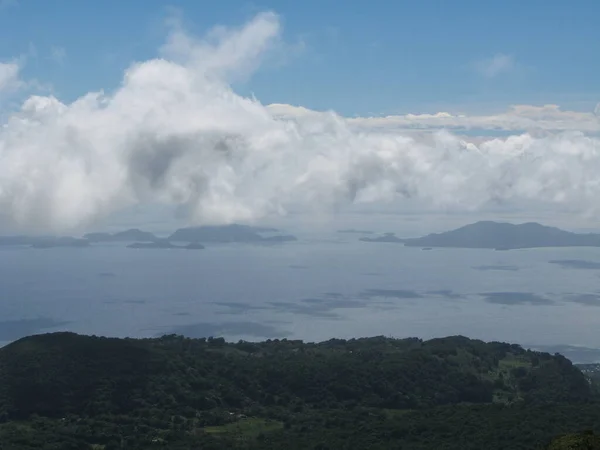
[
  {"x1": 0, "y1": 332, "x2": 596, "y2": 449},
  {"x1": 547, "y1": 431, "x2": 600, "y2": 450}
]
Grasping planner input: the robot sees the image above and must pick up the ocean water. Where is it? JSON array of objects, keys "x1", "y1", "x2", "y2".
[{"x1": 2, "y1": 233, "x2": 600, "y2": 350}]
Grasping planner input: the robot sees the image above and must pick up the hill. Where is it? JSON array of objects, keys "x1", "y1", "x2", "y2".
[
  {"x1": 401, "y1": 221, "x2": 600, "y2": 250},
  {"x1": 0, "y1": 332, "x2": 597, "y2": 449},
  {"x1": 547, "y1": 431, "x2": 600, "y2": 450},
  {"x1": 359, "y1": 232, "x2": 405, "y2": 243}
]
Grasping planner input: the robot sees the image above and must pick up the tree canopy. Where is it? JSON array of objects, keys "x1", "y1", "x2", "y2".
[{"x1": 0, "y1": 332, "x2": 596, "y2": 449}]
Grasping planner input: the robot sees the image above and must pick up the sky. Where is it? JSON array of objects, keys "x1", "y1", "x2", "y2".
[
  {"x1": 1, "y1": 0, "x2": 598, "y2": 115},
  {"x1": 0, "y1": 0, "x2": 599, "y2": 233}
]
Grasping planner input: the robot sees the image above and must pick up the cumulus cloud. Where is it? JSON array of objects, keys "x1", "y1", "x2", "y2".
[
  {"x1": 0, "y1": 12, "x2": 599, "y2": 233},
  {"x1": 0, "y1": 61, "x2": 22, "y2": 93},
  {"x1": 160, "y1": 11, "x2": 281, "y2": 83},
  {"x1": 475, "y1": 53, "x2": 515, "y2": 78}
]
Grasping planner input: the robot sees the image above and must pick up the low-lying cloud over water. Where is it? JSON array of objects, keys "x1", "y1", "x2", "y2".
[{"x1": 0, "y1": 13, "x2": 599, "y2": 235}]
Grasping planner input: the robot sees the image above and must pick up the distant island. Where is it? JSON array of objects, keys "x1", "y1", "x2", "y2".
[
  {"x1": 30, "y1": 237, "x2": 91, "y2": 249},
  {"x1": 168, "y1": 224, "x2": 296, "y2": 243},
  {"x1": 359, "y1": 232, "x2": 405, "y2": 243},
  {"x1": 0, "y1": 236, "x2": 90, "y2": 248},
  {"x1": 84, "y1": 228, "x2": 158, "y2": 242},
  {"x1": 0, "y1": 224, "x2": 296, "y2": 250},
  {"x1": 127, "y1": 240, "x2": 176, "y2": 249},
  {"x1": 0, "y1": 236, "x2": 90, "y2": 249},
  {"x1": 361, "y1": 221, "x2": 600, "y2": 250},
  {"x1": 404, "y1": 221, "x2": 600, "y2": 250},
  {"x1": 127, "y1": 240, "x2": 205, "y2": 250},
  {"x1": 185, "y1": 242, "x2": 206, "y2": 250},
  {"x1": 529, "y1": 344, "x2": 600, "y2": 364}
]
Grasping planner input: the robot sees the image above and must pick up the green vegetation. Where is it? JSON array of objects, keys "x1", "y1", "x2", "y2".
[
  {"x1": 547, "y1": 431, "x2": 600, "y2": 450},
  {"x1": 578, "y1": 363, "x2": 600, "y2": 394},
  {"x1": 204, "y1": 418, "x2": 283, "y2": 437},
  {"x1": 0, "y1": 332, "x2": 596, "y2": 449}
]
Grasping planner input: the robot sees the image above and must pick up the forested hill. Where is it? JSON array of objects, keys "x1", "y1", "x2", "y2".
[{"x1": 0, "y1": 332, "x2": 597, "y2": 449}]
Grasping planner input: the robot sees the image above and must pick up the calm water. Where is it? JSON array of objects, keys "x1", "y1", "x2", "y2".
[{"x1": 2, "y1": 234, "x2": 600, "y2": 349}]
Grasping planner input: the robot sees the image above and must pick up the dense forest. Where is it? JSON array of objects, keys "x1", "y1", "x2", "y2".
[{"x1": 0, "y1": 332, "x2": 598, "y2": 449}]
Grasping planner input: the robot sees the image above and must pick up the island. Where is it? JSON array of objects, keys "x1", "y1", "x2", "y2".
[
  {"x1": 168, "y1": 224, "x2": 296, "y2": 243},
  {"x1": 400, "y1": 221, "x2": 600, "y2": 250},
  {"x1": 0, "y1": 236, "x2": 90, "y2": 248},
  {"x1": 84, "y1": 228, "x2": 158, "y2": 242},
  {"x1": 359, "y1": 232, "x2": 405, "y2": 243},
  {"x1": 126, "y1": 240, "x2": 204, "y2": 250},
  {"x1": 30, "y1": 237, "x2": 91, "y2": 249},
  {"x1": 127, "y1": 240, "x2": 176, "y2": 249},
  {"x1": 0, "y1": 224, "x2": 295, "y2": 250},
  {"x1": 184, "y1": 242, "x2": 206, "y2": 250}
]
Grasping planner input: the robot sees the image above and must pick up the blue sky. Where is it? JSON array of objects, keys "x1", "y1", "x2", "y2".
[{"x1": 0, "y1": 0, "x2": 598, "y2": 116}]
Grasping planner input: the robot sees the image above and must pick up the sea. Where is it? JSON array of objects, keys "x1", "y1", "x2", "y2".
[{"x1": 2, "y1": 229, "x2": 600, "y2": 361}]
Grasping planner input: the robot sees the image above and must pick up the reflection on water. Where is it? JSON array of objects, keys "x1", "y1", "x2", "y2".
[{"x1": 2, "y1": 239, "x2": 600, "y2": 353}]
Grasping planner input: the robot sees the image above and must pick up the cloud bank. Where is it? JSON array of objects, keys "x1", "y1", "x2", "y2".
[
  {"x1": 269, "y1": 103, "x2": 600, "y2": 134},
  {"x1": 0, "y1": 12, "x2": 599, "y2": 233}
]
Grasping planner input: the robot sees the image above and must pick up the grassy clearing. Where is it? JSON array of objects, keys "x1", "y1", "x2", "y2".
[{"x1": 499, "y1": 355, "x2": 532, "y2": 370}]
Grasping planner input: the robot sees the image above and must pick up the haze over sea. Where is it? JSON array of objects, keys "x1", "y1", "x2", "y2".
[{"x1": 3, "y1": 214, "x2": 600, "y2": 358}]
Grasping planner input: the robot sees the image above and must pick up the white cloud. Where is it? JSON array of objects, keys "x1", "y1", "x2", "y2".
[
  {"x1": 49, "y1": 46, "x2": 67, "y2": 65},
  {"x1": 0, "y1": 61, "x2": 21, "y2": 92},
  {"x1": 0, "y1": 12, "x2": 599, "y2": 233},
  {"x1": 160, "y1": 11, "x2": 281, "y2": 83},
  {"x1": 475, "y1": 53, "x2": 515, "y2": 78},
  {"x1": 269, "y1": 103, "x2": 600, "y2": 134},
  {"x1": 267, "y1": 103, "x2": 320, "y2": 118},
  {"x1": 357, "y1": 104, "x2": 600, "y2": 133}
]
